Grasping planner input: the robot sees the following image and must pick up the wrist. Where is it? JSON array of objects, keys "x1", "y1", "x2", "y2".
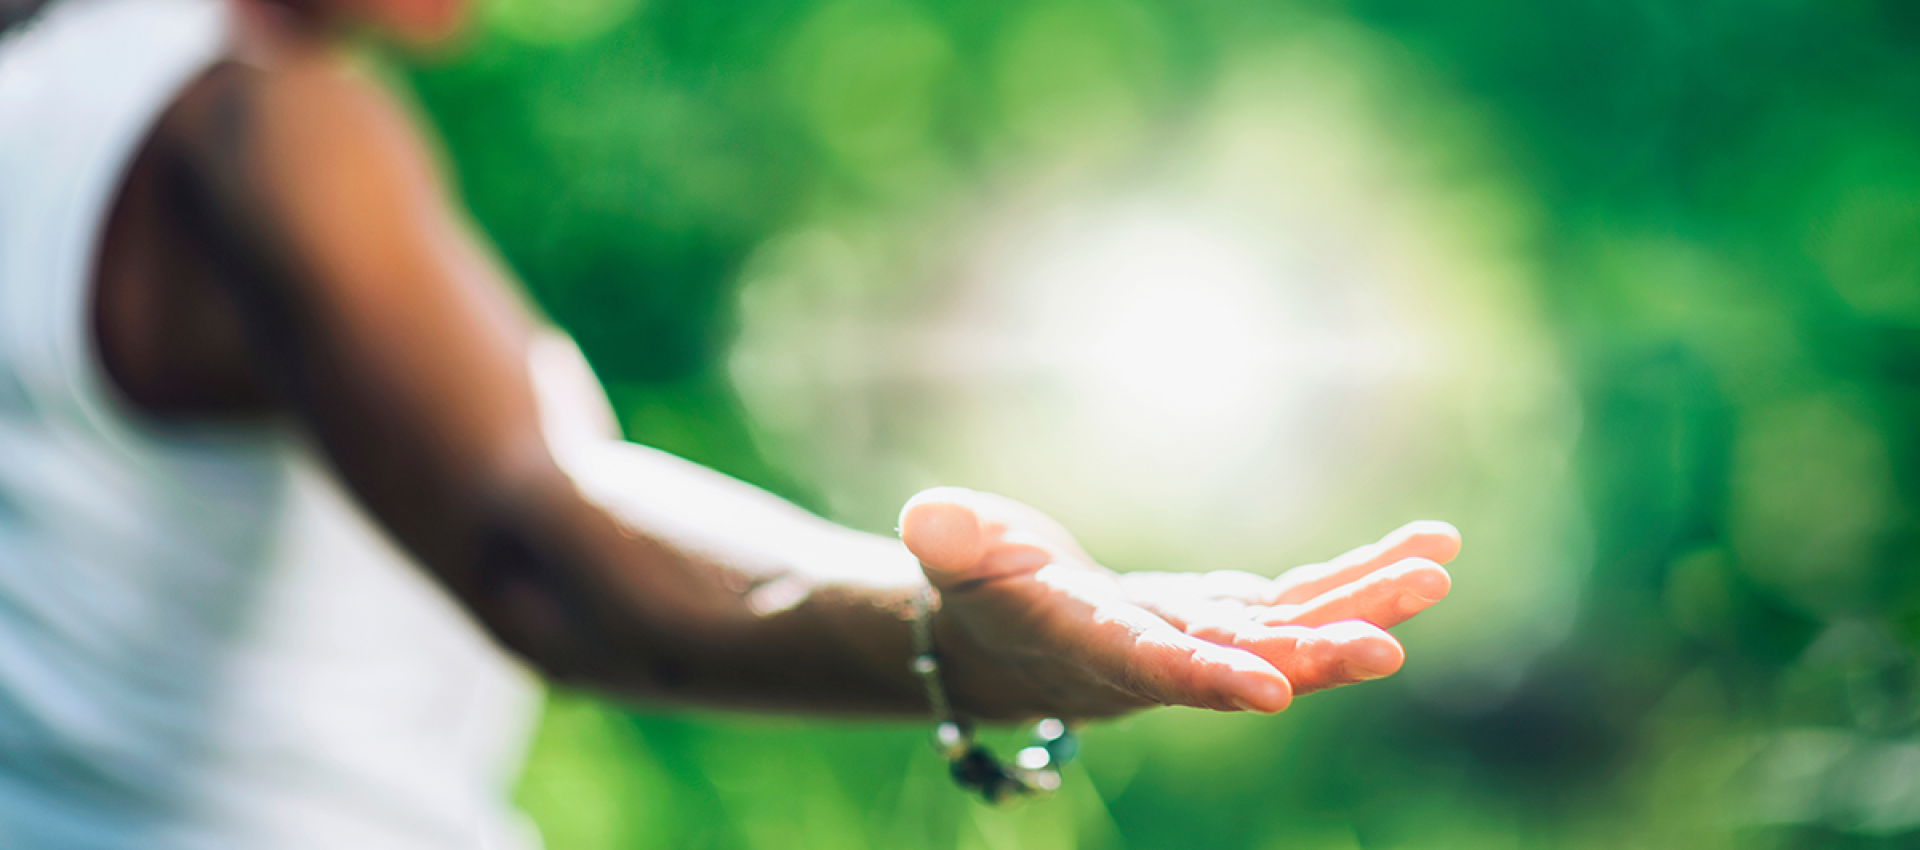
[{"x1": 908, "y1": 584, "x2": 1077, "y2": 803}]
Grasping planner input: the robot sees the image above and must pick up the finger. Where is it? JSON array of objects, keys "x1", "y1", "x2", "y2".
[
  {"x1": 1037, "y1": 570, "x2": 1293, "y2": 713},
  {"x1": 1258, "y1": 558, "x2": 1451, "y2": 629},
  {"x1": 1185, "y1": 620, "x2": 1405, "y2": 695},
  {"x1": 898, "y1": 487, "x2": 1085, "y2": 590},
  {"x1": 1266, "y1": 521, "x2": 1461, "y2": 605},
  {"x1": 1111, "y1": 618, "x2": 1297, "y2": 713}
]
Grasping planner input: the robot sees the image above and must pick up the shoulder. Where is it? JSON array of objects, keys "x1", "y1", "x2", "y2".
[{"x1": 157, "y1": 43, "x2": 446, "y2": 225}]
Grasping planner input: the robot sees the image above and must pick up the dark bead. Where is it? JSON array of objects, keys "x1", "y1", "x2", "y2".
[{"x1": 950, "y1": 745, "x2": 1004, "y2": 790}]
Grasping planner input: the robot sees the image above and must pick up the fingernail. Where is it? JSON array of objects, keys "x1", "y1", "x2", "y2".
[
  {"x1": 1405, "y1": 564, "x2": 1452, "y2": 599},
  {"x1": 1352, "y1": 641, "x2": 1404, "y2": 679},
  {"x1": 1236, "y1": 680, "x2": 1289, "y2": 713}
]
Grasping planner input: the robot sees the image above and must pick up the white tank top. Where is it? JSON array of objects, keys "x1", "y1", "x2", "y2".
[{"x1": 0, "y1": 1, "x2": 546, "y2": 847}]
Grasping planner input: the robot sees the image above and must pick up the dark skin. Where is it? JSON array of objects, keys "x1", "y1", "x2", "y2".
[{"x1": 86, "y1": 1, "x2": 1457, "y2": 723}]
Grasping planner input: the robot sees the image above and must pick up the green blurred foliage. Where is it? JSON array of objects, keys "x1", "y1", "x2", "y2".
[{"x1": 397, "y1": 0, "x2": 1920, "y2": 846}]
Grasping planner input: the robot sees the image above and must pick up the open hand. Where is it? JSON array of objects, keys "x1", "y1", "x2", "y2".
[{"x1": 898, "y1": 487, "x2": 1456, "y2": 721}]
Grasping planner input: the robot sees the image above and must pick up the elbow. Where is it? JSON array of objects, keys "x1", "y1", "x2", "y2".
[
  {"x1": 462, "y1": 502, "x2": 608, "y2": 684},
  {"x1": 460, "y1": 505, "x2": 692, "y2": 698}
]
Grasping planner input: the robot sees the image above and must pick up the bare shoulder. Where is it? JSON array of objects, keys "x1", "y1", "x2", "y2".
[
  {"x1": 159, "y1": 43, "x2": 448, "y2": 229},
  {"x1": 92, "y1": 46, "x2": 449, "y2": 417}
]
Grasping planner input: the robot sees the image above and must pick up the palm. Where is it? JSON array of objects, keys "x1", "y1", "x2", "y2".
[{"x1": 899, "y1": 488, "x2": 1456, "y2": 721}]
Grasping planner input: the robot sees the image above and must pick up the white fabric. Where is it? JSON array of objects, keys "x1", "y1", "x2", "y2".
[{"x1": 0, "y1": 1, "x2": 546, "y2": 847}]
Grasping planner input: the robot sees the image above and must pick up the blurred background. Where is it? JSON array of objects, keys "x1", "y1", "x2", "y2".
[{"x1": 391, "y1": 0, "x2": 1920, "y2": 846}]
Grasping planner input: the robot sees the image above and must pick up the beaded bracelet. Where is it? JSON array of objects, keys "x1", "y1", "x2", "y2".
[{"x1": 909, "y1": 586, "x2": 1080, "y2": 804}]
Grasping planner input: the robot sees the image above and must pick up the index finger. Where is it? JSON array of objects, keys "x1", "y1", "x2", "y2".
[{"x1": 1265, "y1": 521, "x2": 1460, "y2": 606}]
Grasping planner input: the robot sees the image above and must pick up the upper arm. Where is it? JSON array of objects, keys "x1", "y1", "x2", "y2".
[{"x1": 169, "y1": 55, "x2": 566, "y2": 576}]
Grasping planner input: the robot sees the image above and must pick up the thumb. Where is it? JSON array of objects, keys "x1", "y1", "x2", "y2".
[
  {"x1": 899, "y1": 487, "x2": 989, "y2": 590},
  {"x1": 899, "y1": 486, "x2": 1060, "y2": 591}
]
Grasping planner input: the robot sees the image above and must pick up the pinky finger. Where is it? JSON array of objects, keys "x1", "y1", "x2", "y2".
[
  {"x1": 1063, "y1": 598, "x2": 1296, "y2": 713},
  {"x1": 1185, "y1": 620, "x2": 1406, "y2": 696}
]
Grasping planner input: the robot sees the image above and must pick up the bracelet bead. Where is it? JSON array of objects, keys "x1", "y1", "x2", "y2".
[{"x1": 933, "y1": 721, "x2": 970, "y2": 759}]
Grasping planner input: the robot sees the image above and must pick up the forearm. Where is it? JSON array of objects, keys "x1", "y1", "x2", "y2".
[{"x1": 470, "y1": 438, "x2": 935, "y2": 715}]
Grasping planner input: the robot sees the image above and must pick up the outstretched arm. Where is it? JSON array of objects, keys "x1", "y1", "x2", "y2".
[{"x1": 162, "y1": 46, "x2": 1453, "y2": 720}]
